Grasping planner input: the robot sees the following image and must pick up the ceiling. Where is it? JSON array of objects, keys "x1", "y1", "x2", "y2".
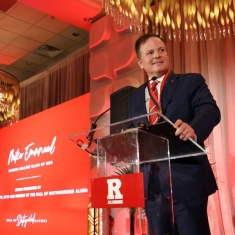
[{"x1": 0, "y1": 0, "x2": 103, "y2": 82}]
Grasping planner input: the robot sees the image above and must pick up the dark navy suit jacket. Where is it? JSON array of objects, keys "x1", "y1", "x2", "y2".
[{"x1": 129, "y1": 71, "x2": 221, "y2": 201}]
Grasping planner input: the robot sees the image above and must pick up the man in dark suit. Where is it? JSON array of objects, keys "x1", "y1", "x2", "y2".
[{"x1": 129, "y1": 33, "x2": 221, "y2": 235}]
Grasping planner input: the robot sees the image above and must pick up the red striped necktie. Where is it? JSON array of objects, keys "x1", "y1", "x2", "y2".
[{"x1": 149, "y1": 80, "x2": 161, "y2": 125}]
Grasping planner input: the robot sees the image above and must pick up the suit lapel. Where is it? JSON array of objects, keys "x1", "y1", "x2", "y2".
[
  {"x1": 139, "y1": 84, "x2": 149, "y2": 123},
  {"x1": 131, "y1": 83, "x2": 149, "y2": 126},
  {"x1": 161, "y1": 72, "x2": 180, "y2": 114}
]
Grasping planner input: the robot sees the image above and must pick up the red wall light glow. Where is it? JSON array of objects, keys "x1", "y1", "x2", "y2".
[{"x1": 0, "y1": 94, "x2": 91, "y2": 235}]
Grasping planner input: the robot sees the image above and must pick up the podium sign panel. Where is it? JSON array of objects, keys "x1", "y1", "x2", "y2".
[
  {"x1": 91, "y1": 173, "x2": 145, "y2": 208},
  {"x1": 69, "y1": 112, "x2": 206, "y2": 235}
]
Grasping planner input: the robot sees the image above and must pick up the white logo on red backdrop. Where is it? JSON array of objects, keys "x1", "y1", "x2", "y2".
[
  {"x1": 8, "y1": 136, "x2": 57, "y2": 165},
  {"x1": 6, "y1": 213, "x2": 48, "y2": 228}
]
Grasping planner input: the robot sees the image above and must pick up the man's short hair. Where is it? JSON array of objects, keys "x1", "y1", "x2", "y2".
[{"x1": 135, "y1": 33, "x2": 166, "y2": 59}]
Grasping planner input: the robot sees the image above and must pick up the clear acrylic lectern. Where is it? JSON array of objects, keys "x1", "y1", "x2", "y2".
[{"x1": 69, "y1": 112, "x2": 206, "y2": 235}]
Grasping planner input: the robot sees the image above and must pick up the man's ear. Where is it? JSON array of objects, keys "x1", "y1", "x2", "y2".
[{"x1": 137, "y1": 59, "x2": 143, "y2": 69}]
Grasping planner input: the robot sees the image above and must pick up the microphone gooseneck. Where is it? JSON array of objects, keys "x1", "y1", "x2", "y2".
[{"x1": 86, "y1": 76, "x2": 157, "y2": 147}]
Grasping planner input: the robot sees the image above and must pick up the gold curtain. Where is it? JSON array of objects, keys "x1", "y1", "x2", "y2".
[{"x1": 0, "y1": 70, "x2": 20, "y2": 128}]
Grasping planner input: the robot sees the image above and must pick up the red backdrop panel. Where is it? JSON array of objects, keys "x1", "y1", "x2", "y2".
[{"x1": 0, "y1": 94, "x2": 91, "y2": 235}]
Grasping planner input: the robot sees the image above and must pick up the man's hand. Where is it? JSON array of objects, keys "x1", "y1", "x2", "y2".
[{"x1": 174, "y1": 119, "x2": 196, "y2": 141}]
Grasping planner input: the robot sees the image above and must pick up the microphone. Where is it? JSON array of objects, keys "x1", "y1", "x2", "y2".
[{"x1": 86, "y1": 76, "x2": 157, "y2": 147}]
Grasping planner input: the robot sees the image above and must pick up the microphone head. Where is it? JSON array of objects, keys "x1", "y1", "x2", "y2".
[{"x1": 151, "y1": 76, "x2": 157, "y2": 81}]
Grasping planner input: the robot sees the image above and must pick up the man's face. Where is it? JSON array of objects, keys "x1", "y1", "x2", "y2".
[{"x1": 137, "y1": 37, "x2": 170, "y2": 78}]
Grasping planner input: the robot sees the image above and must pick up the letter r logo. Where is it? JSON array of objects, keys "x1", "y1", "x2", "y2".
[{"x1": 107, "y1": 179, "x2": 123, "y2": 200}]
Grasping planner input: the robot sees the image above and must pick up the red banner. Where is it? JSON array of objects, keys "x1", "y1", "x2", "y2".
[
  {"x1": 91, "y1": 173, "x2": 145, "y2": 208},
  {"x1": 0, "y1": 94, "x2": 91, "y2": 235}
]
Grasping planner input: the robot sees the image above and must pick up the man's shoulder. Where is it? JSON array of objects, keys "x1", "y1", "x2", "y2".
[
  {"x1": 172, "y1": 72, "x2": 202, "y2": 78},
  {"x1": 171, "y1": 72, "x2": 205, "y2": 83}
]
